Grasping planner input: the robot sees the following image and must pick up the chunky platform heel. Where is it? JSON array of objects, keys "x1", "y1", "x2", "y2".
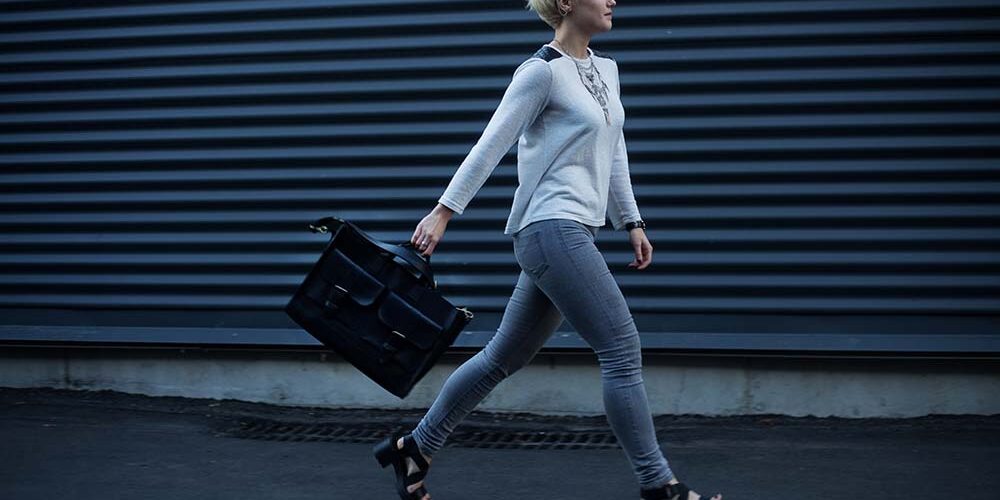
[
  {"x1": 373, "y1": 429, "x2": 431, "y2": 500},
  {"x1": 640, "y1": 480, "x2": 722, "y2": 500}
]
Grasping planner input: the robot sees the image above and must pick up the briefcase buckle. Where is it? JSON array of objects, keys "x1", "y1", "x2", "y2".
[
  {"x1": 457, "y1": 307, "x2": 474, "y2": 320},
  {"x1": 323, "y1": 285, "x2": 350, "y2": 314}
]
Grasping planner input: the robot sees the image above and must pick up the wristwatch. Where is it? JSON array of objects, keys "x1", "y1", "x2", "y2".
[{"x1": 624, "y1": 219, "x2": 646, "y2": 231}]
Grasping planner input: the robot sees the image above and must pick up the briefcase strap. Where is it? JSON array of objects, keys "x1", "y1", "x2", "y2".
[{"x1": 308, "y1": 216, "x2": 436, "y2": 289}]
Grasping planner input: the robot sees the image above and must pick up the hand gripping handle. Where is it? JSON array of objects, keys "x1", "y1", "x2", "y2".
[{"x1": 307, "y1": 216, "x2": 436, "y2": 288}]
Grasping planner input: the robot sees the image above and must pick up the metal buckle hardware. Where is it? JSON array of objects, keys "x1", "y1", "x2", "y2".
[
  {"x1": 457, "y1": 307, "x2": 474, "y2": 320},
  {"x1": 323, "y1": 285, "x2": 350, "y2": 314}
]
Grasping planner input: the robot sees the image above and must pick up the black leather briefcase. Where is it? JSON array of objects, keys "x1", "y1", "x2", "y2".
[{"x1": 285, "y1": 216, "x2": 474, "y2": 398}]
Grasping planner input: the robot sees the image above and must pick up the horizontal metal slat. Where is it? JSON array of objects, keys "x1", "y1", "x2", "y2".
[
  {"x1": 4, "y1": 205, "x2": 1000, "y2": 226},
  {"x1": 5, "y1": 113, "x2": 1000, "y2": 148},
  {"x1": 1, "y1": 229, "x2": 999, "y2": 245},
  {"x1": 2, "y1": 294, "x2": 998, "y2": 314},
  {"x1": 1, "y1": 251, "x2": 998, "y2": 267},
  {"x1": 2, "y1": 159, "x2": 999, "y2": 189}
]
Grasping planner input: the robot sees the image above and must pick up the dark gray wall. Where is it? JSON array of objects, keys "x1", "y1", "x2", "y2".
[{"x1": 1, "y1": 0, "x2": 998, "y2": 355}]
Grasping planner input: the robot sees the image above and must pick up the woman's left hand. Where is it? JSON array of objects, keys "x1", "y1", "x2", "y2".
[{"x1": 626, "y1": 228, "x2": 652, "y2": 270}]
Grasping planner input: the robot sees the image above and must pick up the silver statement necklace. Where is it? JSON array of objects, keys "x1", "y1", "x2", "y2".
[{"x1": 552, "y1": 39, "x2": 612, "y2": 126}]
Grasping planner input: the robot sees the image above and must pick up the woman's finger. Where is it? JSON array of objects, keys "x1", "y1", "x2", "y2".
[
  {"x1": 421, "y1": 232, "x2": 439, "y2": 255},
  {"x1": 418, "y1": 232, "x2": 433, "y2": 253}
]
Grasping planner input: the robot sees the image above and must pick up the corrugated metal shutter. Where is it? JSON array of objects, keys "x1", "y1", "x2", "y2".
[{"x1": 1, "y1": 0, "x2": 998, "y2": 354}]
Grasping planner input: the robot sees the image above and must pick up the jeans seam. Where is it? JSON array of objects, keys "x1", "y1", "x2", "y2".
[
  {"x1": 555, "y1": 221, "x2": 617, "y2": 350},
  {"x1": 556, "y1": 221, "x2": 663, "y2": 485},
  {"x1": 528, "y1": 230, "x2": 549, "y2": 279},
  {"x1": 516, "y1": 229, "x2": 548, "y2": 280}
]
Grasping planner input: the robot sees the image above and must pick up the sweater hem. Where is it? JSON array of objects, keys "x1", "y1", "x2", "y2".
[{"x1": 505, "y1": 214, "x2": 607, "y2": 236}]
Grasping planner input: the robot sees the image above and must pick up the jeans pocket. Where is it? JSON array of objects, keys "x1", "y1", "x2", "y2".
[{"x1": 514, "y1": 229, "x2": 550, "y2": 279}]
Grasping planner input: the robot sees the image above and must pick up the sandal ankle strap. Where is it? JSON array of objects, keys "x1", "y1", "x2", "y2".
[{"x1": 402, "y1": 434, "x2": 430, "y2": 471}]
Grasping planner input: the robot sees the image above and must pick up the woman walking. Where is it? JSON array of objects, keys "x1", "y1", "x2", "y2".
[{"x1": 373, "y1": 1, "x2": 722, "y2": 499}]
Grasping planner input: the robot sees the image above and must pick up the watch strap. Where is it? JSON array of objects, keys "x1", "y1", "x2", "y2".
[{"x1": 624, "y1": 220, "x2": 646, "y2": 231}]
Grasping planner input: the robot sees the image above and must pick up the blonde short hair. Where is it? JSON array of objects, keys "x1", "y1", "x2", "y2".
[{"x1": 525, "y1": 0, "x2": 568, "y2": 29}]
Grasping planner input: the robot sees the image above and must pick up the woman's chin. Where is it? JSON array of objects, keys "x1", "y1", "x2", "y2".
[{"x1": 590, "y1": 19, "x2": 611, "y2": 31}]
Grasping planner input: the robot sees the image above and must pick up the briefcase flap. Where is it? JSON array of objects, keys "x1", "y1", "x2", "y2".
[
  {"x1": 318, "y1": 249, "x2": 386, "y2": 306},
  {"x1": 377, "y1": 292, "x2": 443, "y2": 350}
]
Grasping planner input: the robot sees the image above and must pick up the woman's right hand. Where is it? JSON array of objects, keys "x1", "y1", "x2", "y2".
[{"x1": 411, "y1": 203, "x2": 454, "y2": 257}]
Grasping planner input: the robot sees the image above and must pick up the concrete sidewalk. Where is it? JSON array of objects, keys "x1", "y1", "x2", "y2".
[{"x1": 1, "y1": 387, "x2": 997, "y2": 500}]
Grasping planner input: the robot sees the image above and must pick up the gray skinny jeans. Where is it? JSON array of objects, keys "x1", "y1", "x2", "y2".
[{"x1": 410, "y1": 217, "x2": 674, "y2": 488}]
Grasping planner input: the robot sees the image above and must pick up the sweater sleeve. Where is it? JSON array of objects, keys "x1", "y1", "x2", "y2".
[
  {"x1": 437, "y1": 58, "x2": 553, "y2": 215},
  {"x1": 607, "y1": 61, "x2": 643, "y2": 230}
]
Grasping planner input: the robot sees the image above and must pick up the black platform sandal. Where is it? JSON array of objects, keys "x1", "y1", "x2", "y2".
[
  {"x1": 373, "y1": 429, "x2": 432, "y2": 500},
  {"x1": 640, "y1": 480, "x2": 722, "y2": 500}
]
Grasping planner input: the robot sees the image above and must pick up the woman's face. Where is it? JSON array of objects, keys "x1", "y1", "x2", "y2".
[{"x1": 565, "y1": 0, "x2": 616, "y2": 34}]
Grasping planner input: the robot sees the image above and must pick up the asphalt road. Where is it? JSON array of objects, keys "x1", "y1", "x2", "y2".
[{"x1": 1, "y1": 387, "x2": 998, "y2": 500}]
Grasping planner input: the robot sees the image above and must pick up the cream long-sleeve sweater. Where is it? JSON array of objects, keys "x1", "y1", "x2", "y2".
[{"x1": 437, "y1": 43, "x2": 642, "y2": 236}]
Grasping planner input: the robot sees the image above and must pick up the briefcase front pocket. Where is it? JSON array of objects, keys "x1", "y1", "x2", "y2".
[
  {"x1": 297, "y1": 248, "x2": 387, "y2": 339},
  {"x1": 320, "y1": 248, "x2": 385, "y2": 307},
  {"x1": 376, "y1": 292, "x2": 444, "y2": 351}
]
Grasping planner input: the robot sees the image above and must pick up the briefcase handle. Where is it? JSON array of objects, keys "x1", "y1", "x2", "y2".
[{"x1": 307, "y1": 216, "x2": 436, "y2": 289}]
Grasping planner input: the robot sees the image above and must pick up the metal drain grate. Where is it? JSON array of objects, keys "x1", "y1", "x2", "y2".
[
  {"x1": 217, "y1": 417, "x2": 621, "y2": 450},
  {"x1": 449, "y1": 429, "x2": 619, "y2": 450}
]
